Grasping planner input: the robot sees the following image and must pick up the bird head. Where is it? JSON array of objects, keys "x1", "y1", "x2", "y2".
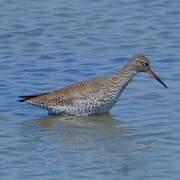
[{"x1": 128, "y1": 54, "x2": 167, "y2": 88}]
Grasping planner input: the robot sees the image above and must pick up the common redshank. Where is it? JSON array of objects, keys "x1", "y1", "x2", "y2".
[{"x1": 19, "y1": 54, "x2": 167, "y2": 116}]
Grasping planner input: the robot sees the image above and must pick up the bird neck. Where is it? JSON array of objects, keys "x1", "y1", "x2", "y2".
[{"x1": 116, "y1": 66, "x2": 138, "y2": 91}]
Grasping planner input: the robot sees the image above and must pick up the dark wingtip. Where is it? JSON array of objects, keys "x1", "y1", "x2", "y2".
[
  {"x1": 18, "y1": 92, "x2": 48, "y2": 103},
  {"x1": 18, "y1": 95, "x2": 37, "y2": 102},
  {"x1": 18, "y1": 96, "x2": 25, "y2": 102}
]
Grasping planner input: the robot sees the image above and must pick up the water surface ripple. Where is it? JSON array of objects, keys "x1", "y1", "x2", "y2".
[{"x1": 0, "y1": 0, "x2": 179, "y2": 179}]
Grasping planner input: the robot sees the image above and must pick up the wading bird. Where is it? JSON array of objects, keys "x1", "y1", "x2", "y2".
[{"x1": 19, "y1": 54, "x2": 167, "y2": 116}]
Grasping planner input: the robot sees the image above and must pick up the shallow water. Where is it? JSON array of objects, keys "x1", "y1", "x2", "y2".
[{"x1": 0, "y1": 0, "x2": 180, "y2": 179}]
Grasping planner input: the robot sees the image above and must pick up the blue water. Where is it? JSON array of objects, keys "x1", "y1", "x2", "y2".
[{"x1": 0, "y1": 0, "x2": 180, "y2": 179}]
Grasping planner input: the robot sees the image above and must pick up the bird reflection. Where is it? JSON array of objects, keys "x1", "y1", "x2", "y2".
[
  {"x1": 38, "y1": 112, "x2": 118, "y2": 128},
  {"x1": 30, "y1": 112, "x2": 133, "y2": 143},
  {"x1": 25, "y1": 114, "x2": 150, "y2": 178}
]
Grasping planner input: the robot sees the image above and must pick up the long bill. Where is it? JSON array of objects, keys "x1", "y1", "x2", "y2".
[{"x1": 147, "y1": 68, "x2": 168, "y2": 88}]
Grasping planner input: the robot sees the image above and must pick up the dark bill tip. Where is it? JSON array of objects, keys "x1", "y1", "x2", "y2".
[{"x1": 147, "y1": 68, "x2": 168, "y2": 88}]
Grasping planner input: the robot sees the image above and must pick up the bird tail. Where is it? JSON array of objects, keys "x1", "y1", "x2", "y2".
[{"x1": 18, "y1": 92, "x2": 48, "y2": 102}]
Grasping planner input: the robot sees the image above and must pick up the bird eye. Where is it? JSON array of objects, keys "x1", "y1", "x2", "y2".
[{"x1": 144, "y1": 62, "x2": 149, "y2": 67}]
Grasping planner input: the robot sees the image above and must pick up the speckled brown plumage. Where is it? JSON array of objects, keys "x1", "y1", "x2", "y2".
[{"x1": 19, "y1": 54, "x2": 167, "y2": 116}]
